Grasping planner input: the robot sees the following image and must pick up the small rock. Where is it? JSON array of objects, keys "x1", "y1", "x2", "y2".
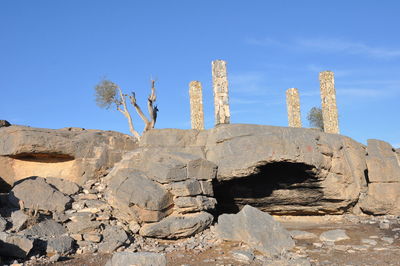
[
  {"x1": 313, "y1": 242, "x2": 323, "y2": 248},
  {"x1": 49, "y1": 253, "x2": 60, "y2": 263},
  {"x1": 83, "y1": 233, "x2": 102, "y2": 243},
  {"x1": 98, "y1": 226, "x2": 128, "y2": 253},
  {"x1": 105, "y1": 251, "x2": 167, "y2": 266},
  {"x1": 128, "y1": 221, "x2": 141, "y2": 234},
  {"x1": 230, "y1": 250, "x2": 255, "y2": 263},
  {"x1": 289, "y1": 230, "x2": 317, "y2": 240},
  {"x1": 319, "y1": 229, "x2": 350, "y2": 242},
  {"x1": 381, "y1": 237, "x2": 394, "y2": 244},
  {"x1": 362, "y1": 239, "x2": 377, "y2": 245},
  {"x1": 46, "y1": 235, "x2": 75, "y2": 255},
  {"x1": 379, "y1": 222, "x2": 390, "y2": 230}
]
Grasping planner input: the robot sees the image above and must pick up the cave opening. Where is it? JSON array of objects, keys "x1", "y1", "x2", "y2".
[{"x1": 214, "y1": 162, "x2": 323, "y2": 215}]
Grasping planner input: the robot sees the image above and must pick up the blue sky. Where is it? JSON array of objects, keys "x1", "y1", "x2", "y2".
[{"x1": 1, "y1": 1, "x2": 399, "y2": 147}]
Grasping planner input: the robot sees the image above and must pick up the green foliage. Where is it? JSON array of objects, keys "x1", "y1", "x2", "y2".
[
  {"x1": 307, "y1": 107, "x2": 324, "y2": 130},
  {"x1": 94, "y1": 79, "x2": 120, "y2": 109}
]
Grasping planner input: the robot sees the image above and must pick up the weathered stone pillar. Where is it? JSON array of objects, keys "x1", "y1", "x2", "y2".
[
  {"x1": 212, "y1": 60, "x2": 230, "y2": 125},
  {"x1": 319, "y1": 71, "x2": 339, "y2": 134},
  {"x1": 189, "y1": 81, "x2": 205, "y2": 130},
  {"x1": 286, "y1": 88, "x2": 302, "y2": 128}
]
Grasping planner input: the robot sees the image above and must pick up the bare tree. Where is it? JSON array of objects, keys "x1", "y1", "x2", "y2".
[
  {"x1": 307, "y1": 107, "x2": 324, "y2": 130},
  {"x1": 94, "y1": 79, "x2": 158, "y2": 140}
]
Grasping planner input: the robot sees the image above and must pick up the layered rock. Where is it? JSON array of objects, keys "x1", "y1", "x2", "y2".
[
  {"x1": 104, "y1": 149, "x2": 217, "y2": 238},
  {"x1": 0, "y1": 126, "x2": 137, "y2": 187},
  {"x1": 141, "y1": 124, "x2": 368, "y2": 215},
  {"x1": 359, "y1": 140, "x2": 400, "y2": 215}
]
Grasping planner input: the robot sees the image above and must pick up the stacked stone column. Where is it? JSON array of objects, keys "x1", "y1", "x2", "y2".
[
  {"x1": 286, "y1": 88, "x2": 302, "y2": 128},
  {"x1": 212, "y1": 60, "x2": 230, "y2": 125},
  {"x1": 319, "y1": 71, "x2": 339, "y2": 134},
  {"x1": 189, "y1": 81, "x2": 205, "y2": 130}
]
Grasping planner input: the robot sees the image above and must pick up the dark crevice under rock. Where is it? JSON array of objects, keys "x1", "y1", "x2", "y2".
[
  {"x1": 214, "y1": 162, "x2": 323, "y2": 215},
  {"x1": 8, "y1": 153, "x2": 75, "y2": 163}
]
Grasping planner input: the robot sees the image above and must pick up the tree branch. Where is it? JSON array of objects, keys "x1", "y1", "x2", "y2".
[
  {"x1": 117, "y1": 87, "x2": 141, "y2": 140},
  {"x1": 129, "y1": 92, "x2": 150, "y2": 126}
]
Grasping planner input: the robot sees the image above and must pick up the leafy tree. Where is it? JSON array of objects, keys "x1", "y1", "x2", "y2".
[
  {"x1": 307, "y1": 107, "x2": 324, "y2": 130},
  {"x1": 94, "y1": 79, "x2": 158, "y2": 140}
]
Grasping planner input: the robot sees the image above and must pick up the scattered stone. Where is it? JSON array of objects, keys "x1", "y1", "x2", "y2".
[
  {"x1": 215, "y1": 205, "x2": 295, "y2": 256},
  {"x1": 319, "y1": 229, "x2": 350, "y2": 242},
  {"x1": 105, "y1": 251, "x2": 167, "y2": 266},
  {"x1": 0, "y1": 232, "x2": 34, "y2": 258},
  {"x1": 98, "y1": 226, "x2": 128, "y2": 253},
  {"x1": 289, "y1": 230, "x2": 317, "y2": 240}
]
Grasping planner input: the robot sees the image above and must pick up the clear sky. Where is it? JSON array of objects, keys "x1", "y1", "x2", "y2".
[{"x1": 1, "y1": 1, "x2": 399, "y2": 147}]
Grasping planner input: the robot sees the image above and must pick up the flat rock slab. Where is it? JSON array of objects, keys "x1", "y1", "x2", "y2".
[
  {"x1": 319, "y1": 229, "x2": 350, "y2": 242},
  {"x1": 215, "y1": 205, "x2": 295, "y2": 256},
  {"x1": 105, "y1": 251, "x2": 167, "y2": 266},
  {"x1": 139, "y1": 212, "x2": 213, "y2": 239},
  {"x1": 8, "y1": 177, "x2": 71, "y2": 212}
]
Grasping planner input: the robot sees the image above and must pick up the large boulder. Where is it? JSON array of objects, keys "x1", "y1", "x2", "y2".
[
  {"x1": 8, "y1": 177, "x2": 72, "y2": 212},
  {"x1": 140, "y1": 124, "x2": 368, "y2": 215},
  {"x1": 215, "y1": 205, "x2": 295, "y2": 256},
  {"x1": 365, "y1": 139, "x2": 400, "y2": 182},
  {"x1": 0, "y1": 126, "x2": 137, "y2": 186},
  {"x1": 358, "y1": 140, "x2": 400, "y2": 215},
  {"x1": 105, "y1": 169, "x2": 173, "y2": 223}
]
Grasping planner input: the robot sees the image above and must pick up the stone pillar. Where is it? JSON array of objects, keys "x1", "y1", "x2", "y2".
[
  {"x1": 212, "y1": 60, "x2": 230, "y2": 125},
  {"x1": 189, "y1": 81, "x2": 205, "y2": 130},
  {"x1": 286, "y1": 88, "x2": 302, "y2": 128},
  {"x1": 319, "y1": 71, "x2": 339, "y2": 134}
]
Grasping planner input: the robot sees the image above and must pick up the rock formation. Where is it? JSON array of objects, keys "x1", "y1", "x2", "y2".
[{"x1": 0, "y1": 125, "x2": 137, "y2": 188}]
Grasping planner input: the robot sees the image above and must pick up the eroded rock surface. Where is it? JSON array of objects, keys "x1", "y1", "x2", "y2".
[
  {"x1": 140, "y1": 124, "x2": 368, "y2": 215},
  {"x1": 104, "y1": 149, "x2": 217, "y2": 238},
  {"x1": 215, "y1": 205, "x2": 295, "y2": 256},
  {"x1": 359, "y1": 139, "x2": 400, "y2": 215},
  {"x1": 0, "y1": 126, "x2": 137, "y2": 187}
]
